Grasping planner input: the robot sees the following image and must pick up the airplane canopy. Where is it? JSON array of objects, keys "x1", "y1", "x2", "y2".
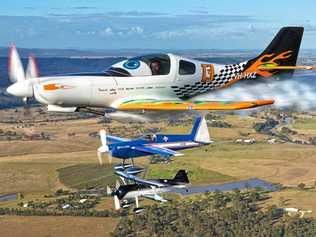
[{"x1": 104, "y1": 54, "x2": 171, "y2": 77}]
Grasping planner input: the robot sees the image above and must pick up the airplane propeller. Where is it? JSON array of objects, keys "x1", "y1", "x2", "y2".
[
  {"x1": 7, "y1": 45, "x2": 39, "y2": 118},
  {"x1": 7, "y1": 45, "x2": 38, "y2": 100},
  {"x1": 113, "y1": 194, "x2": 121, "y2": 210},
  {"x1": 97, "y1": 129, "x2": 112, "y2": 165},
  {"x1": 106, "y1": 182, "x2": 122, "y2": 210}
]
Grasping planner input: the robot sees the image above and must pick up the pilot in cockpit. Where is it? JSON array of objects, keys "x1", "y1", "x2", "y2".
[
  {"x1": 150, "y1": 60, "x2": 161, "y2": 75},
  {"x1": 144, "y1": 134, "x2": 157, "y2": 142}
]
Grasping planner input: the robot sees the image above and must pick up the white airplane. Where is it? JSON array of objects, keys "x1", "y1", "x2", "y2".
[
  {"x1": 6, "y1": 27, "x2": 312, "y2": 117},
  {"x1": 110, "y1": 169, "x2": 190, "y2": 213}
]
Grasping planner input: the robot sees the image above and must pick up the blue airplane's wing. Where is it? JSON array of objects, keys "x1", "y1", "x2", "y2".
[
  {"x1": 134, "y1": 145, "x2": 183, "y2": 157},
  {"x1": 106, "y1": 135, "x2": 130, "y2": 144},
  {"x1": 115, "y1": 171, "x2": 166, "y2": 187}
]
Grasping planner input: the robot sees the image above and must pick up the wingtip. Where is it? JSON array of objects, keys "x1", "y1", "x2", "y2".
[{"x1": 255, "y1": 99, "x2": 275, "y2": 106}]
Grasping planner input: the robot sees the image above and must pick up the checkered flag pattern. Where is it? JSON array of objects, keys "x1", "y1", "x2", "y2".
[{"x1": 172, "y1": 62, "x2": 248, "y2": 99}]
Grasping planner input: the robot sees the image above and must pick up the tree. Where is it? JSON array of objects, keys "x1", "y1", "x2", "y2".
[{"x1": 298, "y1": 183, "x2": 306, "y2": 190}]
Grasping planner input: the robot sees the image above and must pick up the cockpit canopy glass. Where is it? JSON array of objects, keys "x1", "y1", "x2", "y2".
[
  {"x1": 103, "y1": 67, "x2": 131, "y2": 77},
  {"x1": 141, "y1": 134, "x2": 157, "y2": 141},
  {"x1": 104, "y1": 54, "x2": 171, "y2": 77}
]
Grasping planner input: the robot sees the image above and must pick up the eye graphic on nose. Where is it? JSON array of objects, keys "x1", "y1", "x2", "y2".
[{"x1": 123, "y1": 60, "x2": 140, "y2": 70}]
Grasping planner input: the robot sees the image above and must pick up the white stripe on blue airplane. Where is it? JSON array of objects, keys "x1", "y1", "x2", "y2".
[
  {"x1": 97, "y1": 116, "x2": 212, "y2": 165},
  {"x1": 6, "y1": 27, "x2": 314, "y2": 119}
]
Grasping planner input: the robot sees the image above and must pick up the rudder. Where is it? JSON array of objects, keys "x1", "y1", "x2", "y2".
[
  {"x1": 244, "y1": 27, "x2": 304, "y2": 77},
  {"x1": 190, "y1": 116, "x2": 211, "y2": 144},
  {"x1": 173, "y1": 170, "x2": 189, "y2": 183}
]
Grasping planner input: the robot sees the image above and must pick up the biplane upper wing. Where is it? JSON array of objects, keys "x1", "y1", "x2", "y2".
[
  {"x1": 115, "y1": 170, "x2": 167, "y2": 187},
  {"x1": 115, "y1": 99, "x2": 274, "y2": 111}
]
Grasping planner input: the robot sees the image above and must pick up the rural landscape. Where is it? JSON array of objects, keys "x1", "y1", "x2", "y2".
[{"x1": 0, "y1": 106, "x2": 316, "y2": 236}]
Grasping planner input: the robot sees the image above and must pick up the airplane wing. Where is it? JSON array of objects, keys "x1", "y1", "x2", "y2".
[
  {"x1": 106, "y1": 135, "x2": 130, "y2": 144},
  {"x1": 143, "y1": 194, "x2": 168, "y2": 203},
  {"x1": 115, "y1": 170, "x2": 166, "y2": 187},
  {"x1": 133, "y1": 145, "x2": 183, "y2": 157},
  {"x1": 115, "y1": 99, "x2": 274, "y2": 111}
]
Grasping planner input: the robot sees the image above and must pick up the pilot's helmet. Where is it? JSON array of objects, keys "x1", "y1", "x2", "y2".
[
  {"x1": 112, "y1": 59, "x2": 152, "y2": 76},
  {"x1": 144, "y1": 134, "x2": 152, "y2": 140}
]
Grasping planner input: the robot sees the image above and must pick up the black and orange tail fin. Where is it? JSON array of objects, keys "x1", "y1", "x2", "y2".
[{"x1": 244, "y1": 27, "x2": 304, "y2": 77}]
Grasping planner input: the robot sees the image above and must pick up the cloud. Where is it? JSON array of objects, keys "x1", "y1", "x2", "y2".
[
  {"x1": 153, "y1": 25, "x2": 256, "y2": 41},
  {"x1": 154, "y1": 28, "x2": 197, "y2": 40},
  {"x1": 99, "y1": 27, "x2": 114, "y2": 36},
  {"x1": 129, "y1": 26, "x2": 144, "y2": 34},
  {"x1": 0, "y1": 14, "x2": 263, "y2": 49},
  {"x1": 303, "y1": 21, "x2": 316, "y2": 32},
  {"x1": 196, "y1": 72, "x2": 316, "y2": 111},
  {"x1": 72, "y1": 6, "x2": 98, "y2": 10},
  {"x1": 106, "y1": 11, "x2": 167, "y2": 17},
  {"x1": 24, "y1": 7, "x2": 36, "y2": 10},
  {"x1": 48, "y1": 11, "x2": 167, "y2": 18},
  {"x1": 99, "y1": 26, "x2": 144, "y2": 37},
  {"x1": 187, "y1": 9, "x2": 209, "y2": 15}
]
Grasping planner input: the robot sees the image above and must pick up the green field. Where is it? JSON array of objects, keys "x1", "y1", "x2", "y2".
[
  {"x1": 0, "y1": 161, "x2": 64, "y2": 195},
  {"x1": 146, "y1": 161, "x2": 235, "y2": 184},
  {"x1": 292, "y1": 117, "x2": 316, "y2": 130},
  {"x1": 1, "y1": 109, "x2": 316, "y2": 237},
  {"x1": 57, "y1": 164, "x2": 116, "y2": 189}
]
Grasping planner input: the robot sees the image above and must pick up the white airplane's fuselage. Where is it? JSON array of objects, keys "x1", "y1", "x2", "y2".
[
  {"x1": 34, "y1": 74, "x2": 176, "y2": 108},
  {"x1": 22, "y1": 53, "x2": 247, "y2": 110},
  {"x1": 124, "y1": 185, "x2": 185, "y2": 201}
]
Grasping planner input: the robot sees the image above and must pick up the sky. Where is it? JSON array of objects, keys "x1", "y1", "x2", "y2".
[{"x1": 1, "y1": 0, "x2": 316, "y2": 49}]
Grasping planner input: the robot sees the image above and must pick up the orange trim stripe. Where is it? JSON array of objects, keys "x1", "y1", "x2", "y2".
[
  {"x1": 43, "y1": 84, "x2": 61, "y2": 91},
  {"x1": 117, "y1": 100, "x2": 274, "y2": 111}
]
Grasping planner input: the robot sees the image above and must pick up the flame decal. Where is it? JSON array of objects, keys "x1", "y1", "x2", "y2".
[
  {"x1": 243, "y1": 50, "x2": 293, "y2": 77},
  {"x1": 43, "y1": 83, "x2": 74, "y2": 91}
]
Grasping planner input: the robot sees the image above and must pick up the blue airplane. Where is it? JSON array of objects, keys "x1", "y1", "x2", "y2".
[{"x1": 97, "y1": 116, "x2": 212, "y2": 170}]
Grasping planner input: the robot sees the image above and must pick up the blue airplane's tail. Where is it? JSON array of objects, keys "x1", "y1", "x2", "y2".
[
  {"x1": 190, "y1": 116, "x2": 212, "y2": 143},
  {"x1": 190, "y1": 117, "x2": 202, "y2": 138}
]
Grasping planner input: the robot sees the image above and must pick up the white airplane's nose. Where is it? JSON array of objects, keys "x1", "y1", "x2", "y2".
[{"x1": 6, "y1": 81, "x2": 33, "y2": 97}]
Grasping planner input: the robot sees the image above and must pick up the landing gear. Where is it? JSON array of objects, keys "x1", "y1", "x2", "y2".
[
  {"x1": 121, "y1": 157, "x2": 135, "y2": 167},
  {"x1": 118, "y1": 158, "x2": 144, "y2": 175},
  {"x1": 131, "y1": 158, "x2": 135, "y2": 167},
  {"x1": 133, "y1": 196, "x2": 144, "y2": 214}
]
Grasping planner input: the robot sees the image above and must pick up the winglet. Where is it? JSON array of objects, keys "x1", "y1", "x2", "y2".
[{"x1": 253, "y1": 99, "x2": 274, "y2": 107}]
